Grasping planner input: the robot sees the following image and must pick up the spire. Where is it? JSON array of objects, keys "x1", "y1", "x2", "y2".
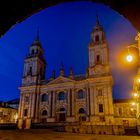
[
  {"x1": 35, "y1": 28, "x2": 39, "y2": 41},
  {"x1": 51, "y1": 70, "x2": 56, "y2": 79},
  {"x1": 69, "y1": 67, "x2": 74, "y2": 79},
  {"x1": 32, "y1": 28, "x2": 41, "y2": 46},
  {"x1": 60, "y1": 62, "x2": 64, "y2": 76},
  {"x1": 96, "y1": 12, "x2": 100, "y2": 26},
  {"x1": 93, "y1": 12, "x2": 103, "y2": 32}
]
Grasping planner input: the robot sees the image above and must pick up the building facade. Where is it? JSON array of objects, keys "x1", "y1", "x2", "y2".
[
  {"x1": 0, "y1": 102, "x2": 18, "y2": 123},
  {"x1": 18, "y1": 16, "x2": 137, "y2": 134}
]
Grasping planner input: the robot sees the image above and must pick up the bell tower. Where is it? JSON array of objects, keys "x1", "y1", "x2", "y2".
[
  {"x1": 18, "y1": 31, "x2": 46, "y2": 129},
  {"x1": 22, "y1": 31, "x2": 46, "y2": 86},
  {"x1": 88, "y1": 15, "x2": 111, "y2": 77}
]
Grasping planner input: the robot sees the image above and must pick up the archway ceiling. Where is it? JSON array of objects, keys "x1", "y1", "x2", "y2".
[{"x1": 0, "y1": 0, "x2": 140, "y2": 37}]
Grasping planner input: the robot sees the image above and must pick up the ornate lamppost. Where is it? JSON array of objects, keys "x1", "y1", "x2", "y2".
[{"x1": 126, "y1": 32, "x2": 140, "y2": 121}]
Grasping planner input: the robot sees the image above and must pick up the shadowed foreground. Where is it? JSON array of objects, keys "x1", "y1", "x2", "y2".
[{"x1": 0, "y1": 129, "x2": 139, "y2": 140}]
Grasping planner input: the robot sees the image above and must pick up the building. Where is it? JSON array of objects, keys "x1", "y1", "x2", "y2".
[
  {"x1": 7, "y1": 98, "x2": 19, "y2": 109},
  {"x1": 0, "y1": 101, "x2": 18, "y2": 123},
  {"x1": 18, "y1": 16, "x2": 137, "y2": 134}
]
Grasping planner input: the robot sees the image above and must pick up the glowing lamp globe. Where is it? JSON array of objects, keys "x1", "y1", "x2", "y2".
[
  {"x1": 132, "y1": 102, "x2": 136, "y2": 106},
  {"x1": 126, "y1": 55, "x2": 133, "y2": 62},
  {"x1": 138, "y1": 78, "x2": 140, "y2": 83},
  {"x1": 134, "y1": 93, "x2": 138, "y2": 97}
]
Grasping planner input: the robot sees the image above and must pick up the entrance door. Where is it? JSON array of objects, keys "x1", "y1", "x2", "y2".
[
  {"x1": 59, "y1": 113, "x2": 66, "y2": 122},
  {"x1": 22, "y1": 120, "x2": 26, "y2": 129}
]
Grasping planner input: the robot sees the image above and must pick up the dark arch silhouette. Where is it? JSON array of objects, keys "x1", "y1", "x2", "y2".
[
  {"x1": 42, "y1": 110, "x2": 47, "y2": 116},
  {"x1": 0, "y1": 0, "x2": 140, "y2": 37},
  {"x1": 79, "y1": 108, "x2": 85, "y2": 114}
]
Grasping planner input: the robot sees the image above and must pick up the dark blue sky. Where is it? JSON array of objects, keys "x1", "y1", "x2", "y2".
[{"x1": 0, "y1": 2, "x2": 137, "y2": 101}]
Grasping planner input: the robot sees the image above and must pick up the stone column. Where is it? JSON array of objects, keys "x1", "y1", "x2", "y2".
[
  {"x1": 31, "y1": 92, "x2": 36, "y2": 118},
  {"x1": 35, "y1": 92, "x2": 40, "y2": 122},
  {"x1": 67, "y1": 90, "x2": 70, "y2": 116},
  {"x1": 108, "y1": 85, "x2": 114, "y2": 115},
  {"x1": 90, "y1": 87, "x2": 95, "y2": 115},
  {"x1": 72, "y1": 89, "x2": 75, "y2": 116},
  {"x1": 86, "y1": 87, "x2": 90, "y2": 116},
  {"x1": 18, "y1": 93, "x2": 23, "y2": 118},
  {"x1": 52, "y1": 91, "x2": 56, "y2": 117}
]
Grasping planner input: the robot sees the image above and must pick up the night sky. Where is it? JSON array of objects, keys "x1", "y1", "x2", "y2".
[{"x1": 0, "y1": 2, "x2": 137, "y2": 101}]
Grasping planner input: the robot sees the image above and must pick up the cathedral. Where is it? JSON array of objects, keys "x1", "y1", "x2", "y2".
[{"x1": 18, "y1": 16, "x2": 138, "y2": 135}]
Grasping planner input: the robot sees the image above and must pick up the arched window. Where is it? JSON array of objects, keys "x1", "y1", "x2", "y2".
[
  {"x1": 79, "y1": 108, "x2": 86, "y2": 121},
  {"x1": 28, "y1": 67, "x2": 32, "y2": 75},
  {"x1": 118, "y1": 108, "x2": 122, "y2": 115},
  {"x1": 41, "y1": 94, "x2": 48, "y2": 102},
  {"x1": 31, "y1": 49, "x2": 34, "y2": 55},
  {"x1": 77, "y1": 90, "x2": 85, "y2": 99},
  {"x1": 42, "y1": 110, "x2": 47, "y2": 116},
  {"x1": 36, "y1": 48, "x2": 38, "y2": 54},
  {"x1": 97, "y1": 55, "x2": 100, "y2": 63},
  {"x1": 99, "y1": 104, "x2": 103, "y2": 113},
  {"x1": 60, "y1": 108, "x2": 65, "y2": 112},
  {"x1": 79, "y1": 108, "x2": 85, "y2": 114},
  {"x1": 95, "y1": 35, "x2": 99, "y2": 42},
  {"x1": 58, "y1": 92, "x2": 65, "y2": 100}
]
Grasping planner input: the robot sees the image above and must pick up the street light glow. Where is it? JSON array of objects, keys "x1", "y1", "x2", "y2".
[
  {"x1": 138, "y1": 78, "x2": 140, "y2": 83},
  {"x1": 134, "y1": 93, "x2": 138, "y2": 97},
  {"x1": 132, "y1": 102, "x2": 136, "y2": 106},
  {"x1": 126, "y1": 54, "x2": 133, "y2": 62}
]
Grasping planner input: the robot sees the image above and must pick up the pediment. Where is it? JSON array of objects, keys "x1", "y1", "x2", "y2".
[{"x1": 47, "y1": 76, "x2": 74, "y2": 85}]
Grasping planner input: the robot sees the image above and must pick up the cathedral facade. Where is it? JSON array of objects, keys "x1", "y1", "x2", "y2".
[{"x1": 18, "y1": 17, "x2": 137, "y2": 134}]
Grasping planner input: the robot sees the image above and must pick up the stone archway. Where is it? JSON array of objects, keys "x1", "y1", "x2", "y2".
[{"x1": 0, "y1": 1, "x2": 140, "y2": 37}]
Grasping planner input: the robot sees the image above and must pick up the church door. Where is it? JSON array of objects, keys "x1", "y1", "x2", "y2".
[
  {"x1": 59, "y1": 113, "x2": 66, "y2": 122},
  {"x1": 22, "y1": 120, "x2": 26, "y2": 129},
  {"x1": 59, "y1": 108, "x2": 66, "y2": 122}
]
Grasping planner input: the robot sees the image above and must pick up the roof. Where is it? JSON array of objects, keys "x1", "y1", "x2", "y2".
[
  {"x1": 7, "y1": 98, "x2": 19, "y2": 104},
  {"x1": 113, "y1": 98, "x2": 133, "y2": 103}
]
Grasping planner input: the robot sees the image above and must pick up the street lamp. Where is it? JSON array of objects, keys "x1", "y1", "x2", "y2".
[
  {"x1": 126, "y1": 32, "x2": 140, "y2": 120},
  {"x1": 126, "y1": 54, "x2": 133, "y2": 62},
  {"x1": 126, "y1": 32, "x2": 140, "y2": 64}
]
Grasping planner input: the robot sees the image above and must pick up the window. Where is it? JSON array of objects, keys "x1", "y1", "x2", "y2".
[
  {"x1": 79, "y1": 108, "x2": 86, "y2": 122},
  {"x1": 58, "y1": 92, "x2": 65, "y2": 100},
  {"x1": 42, "y1": 110, "x2": 47, "y2": 116},
  {"x1": 31, "y1": 49, "x2": 34, "y2": 55},
  {"x1": 77, "y1": 90, "x2": 85, "y2": 99},
  {"x1": 60, "y1": 108, "x2": 65, "y2": 112},
  {"x1": 99, "y1": 104, "x2": 103, "y2": 113},
  {"x1": 41, "y1": 94, "x2": 48, "y2": 102},
  {"x1": 24, "y1": 109, "x2": 28, "y2": 116},
  {"x1": 95, "y1": 35, "x2": 99, "y2": 42},
  {"x1": 28, "y1": 67, "x2": 32, "y2": 75},
  {"x1": 25, "y1": 96, "x2": 29, "y2": 102},
  {"x1": 118, "y1": 108, "x2": 122, "y2": 116},
  {"x1": 97, "y1": 55, "x2": 100, "y2": 63},
  {"x1": 98, "y1": 89, "x2": 102, "y2": 96},
  {"x1": 79, "y1": 108, "x2": 85, "y2": 114}
]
